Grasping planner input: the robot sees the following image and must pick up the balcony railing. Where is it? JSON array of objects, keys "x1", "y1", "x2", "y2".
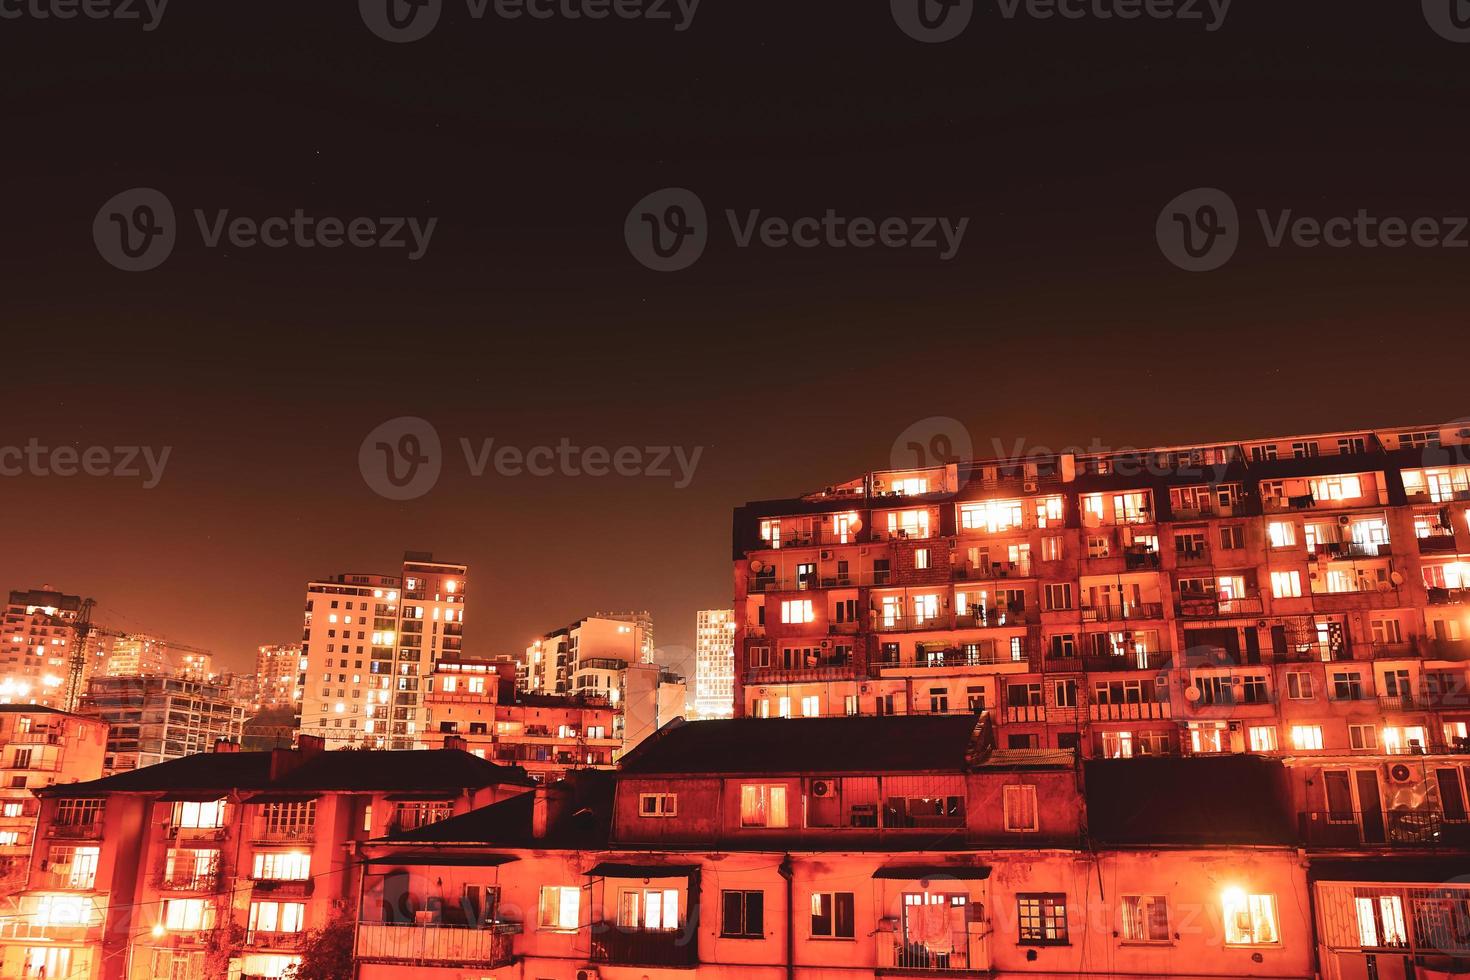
[
  {"x1": 591, "y1": 925, "x2": 698, "y2": 968},
  {"x1": 1427, "y1": 587, "x2": 1470, "y2": 606},
  {"x1": 1003, "y1": 704, "x2": 1046, "y2": 723},
  {"x1": 953, "y1": 559, "x2": 1033, "y2": 581},
  {"x1": 251, "y1": 824, "x2": 315, "y2": 844},
  {"x1": 356, "y1": 921, "x2": 518, "y2": 966},
  {"x1": 1175, "y1": 595, "x2": 1265, "y2": 619},
  {"x1": 245, "y1": 930, "x2": 308, "y2": 950},
  {"x1": 1082, "y1": 651, "x2": 1172, "y2": 672},
  {"x1": 39, "y1": 870, "x2": 98, "y2": 890},
  {"x1": 152, "y1": 871, "x2": 223, "y2": 892},
  {"x1": 49, "y1": 822, "x2": 103, "y2": 839},
  {"x1": 1089, "y1": 700, "x2": 1172, "y2": 721},
  {"x1": 250, "y1": 877, "x2": 315, "y2": 897},
  {"x1": 1175, "y1": 547, "x2": 1211, "y2": 566},
  {"x1": 877, "y1": 932, "x2": 975, "y2": 973},
  {"x1": 1080, "y1": 602, "x2": 1165, "y2": 623},
  {"x1": 1299, "y1": 809, "x2": 1470, "y2": 848}
]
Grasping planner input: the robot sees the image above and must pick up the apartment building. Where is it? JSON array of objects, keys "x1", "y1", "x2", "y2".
[
  {"x1": 0, "y1": 706, "x2": 106, "y2": 894},
  {"x1": 79, "y1": 676, "x2": 247, "y2": 773},
  {"x1": 254, "y1": 644, "x2": 302, "y2": 710},
  {"x1": 730, "y1": 421, "x2": 1470, "y2": 846},
  {"x1": 173, "y1": 650, "x2": 214, "y2": 682},
  {"x1": 0, "y1": 736, "x2": 532, "y2": 980},
  {"x1": 422, "y1": 656, "x2": 622, "y2": 780},
  {"x1": 522, "y1": 614, "x2": 655, "y2": 701},
  {"x1": 0, "y1": 588, "x2": 82, "y2": 709},
  {"x1": 101, "y1": 634, "x2": 168, "y2": 677},
  {"x1": 694, "y1": 608, "x2": 736, "y2": 718},
  {"x1": 298, "y1": 552, "x2": 466, "y2": 750},
  {"x1": 355, "y1": 714, "x2": 1324, "y2": 980}
]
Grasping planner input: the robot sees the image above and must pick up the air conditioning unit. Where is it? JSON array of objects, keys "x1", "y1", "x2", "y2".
[
  {"x1": 811, "y1": 779, "x2": 835, "y2": 798},
  {"x1": 1389, "y1": 763, "x2": 1414, "y2": 783},
  {"x1": 1337, "y1": 515, "x2": 1351, "y2": 526},
  {"x1": 821, "y1": 550, "x2": 833, "y2": 560},
  {"x1": 860, "y1": 684, "x2": 870, "y2": 694},
  {"x1": 1023, "y1": 481, "x2": 1039, "y2": 493},
  {"x1": 820, "y1": 639, "x2": 831, "y2": 649},
  {"x1": 577, "y1": 969, "x2": 601, "y2": 980}
]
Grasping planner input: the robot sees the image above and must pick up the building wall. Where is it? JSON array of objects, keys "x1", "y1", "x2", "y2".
[
  {"x1": 695, "y1": 608, "x2": 736, "y2": 718},
  {"x1": 80, "y1": 676, "x2": 246, "y2": 772},
  {"x1": 255, "y1": 644, "x2": 303, "y2": 710}
]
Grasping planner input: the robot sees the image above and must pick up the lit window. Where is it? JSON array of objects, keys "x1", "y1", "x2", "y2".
[
  {"x1": 1267, "y1": 522, "x2": 1297, "y2": 548},
  {"x1": 172, "y1": 800, "x2": 226, "y2": 829},
  {"x1": 1248, "y1": 727, "x2": 1278, "y2": 752},
  {"x1": 1355, "y1": 894, "x2": 1408, "y2": 948},
  {"x1": 618, "y1": 888, "x2": 680, "y2": 931},
  {"x1": 1289, "y1": 726, "x2": 1324, "y2": 751},
  {"x1": 1271, "y1": 571, "x2": 1302, "y2": 599},
  {"x1": 740, "y1": 784, "x2": 789, "y2": 828},
  {"x1": 252, "y1": 851, "x2": 310, "y2": 881},
  {"x1": 914, "y1": 548, "x2": 930, "y2": 570},
  {"x1": 248, "y1": 900, "x2": 305, "y2": 935},
  {"x1": 163, "y1": 898, "x2": 216, "y2": 932},
  {"x1": 539, "y1": 886, "x2": 581, "y2": 931},
  {"x1": 801, "y1": 695, "x2": 819, "y2": 717},
  {"x1": 1018, "y1": 893, "x2": 1069, "y2": 944},
  {"x1": 780, "y1": 600, "x2": 815, "y2": 625},
  {"x1": 1222, "y1": 890, "x2": 1279, "y2": 945}
]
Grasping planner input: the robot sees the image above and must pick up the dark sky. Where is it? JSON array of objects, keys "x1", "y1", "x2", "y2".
[{"x1": 2, "y1": 0, "x2": 1469, "y2": 673}]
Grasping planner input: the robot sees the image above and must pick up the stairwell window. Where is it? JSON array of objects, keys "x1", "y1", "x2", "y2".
[
  {"x1": 914, "y1": 548, "x2": 931, "y2": 570},
  {"x1": 740, "y1": 784, "x2": 789, "y2": 828}
]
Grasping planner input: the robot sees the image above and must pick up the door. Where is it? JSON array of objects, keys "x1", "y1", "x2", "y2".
[
  {"x1": 899, "y1": 893, "x2": 969, "y2": 970},
  {"x1": 1356, "y1": 771, "x2": 1386, "y2": 844},
  {"x1": 1244, "y1": 627, "x2": 1261, "y2": 665}
]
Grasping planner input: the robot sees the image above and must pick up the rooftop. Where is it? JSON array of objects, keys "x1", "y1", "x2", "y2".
[{"x1": 618, "y1": 715, "x2": 983, "y2": 775}]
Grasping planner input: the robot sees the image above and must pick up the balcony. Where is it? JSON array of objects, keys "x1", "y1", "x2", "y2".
[
  {"x1": 49, "y1": 822, "x2": 103, "y2": 840},
  {"x1": 1175, "y1": 547, "x2": 1211, "y2": 567},
  {"x1": 1427, "y1": 587, "x2": 1470, "y2": 606},
  {"x1": 9, "y1": 731, "x2": 64, "y2": 746},
  {"x1": 152, "y1": 871, "x2": 222, "y2": 893},
  {"x1": 1418, "y1": 533, "x2": 1460, "y2": 554},
  {"x1": 251, "y1": 824, "x2": 315, "y2": 845},
  {"x1": 953, "y1": 559, "x2": 1032, "y2": 581},
  {"x1": 1080, "y1": 602, "x2": 1164, "y2": 623},
  {"x1": 1124, "y1": 548, "x2": 1162, "y2": 571},
  {"x1": 876, "y1": 932, "x2": 978, "y2": 974},
  {"x1": 1379, "y1": 695, "x2": 1429, "y2": 713},
  {"x1": 250, "y1": 877, "x2": 315, "y2": 897},
  {"x1": 245, "y1": 930, "x2": 308, "y2": 950},
  {"x1": 1003, "y1": 704, "x2": 1045, "y2": 723},
  {"x1": 591, "y1": 925, "x2": 698, "y2": 968},
  {"x1": 1082, "y1": 651, "x2": 1171, "y2": 672},
  {"x1": 1089, "y1": 700, "x2": 1172, "y2": 721},
  {"x1": 357, "y1": 921, "x2": 518, "y2": 965},
  {"x1": 1299, "y1": 809, "x2": 1470, "y2": 848},
  {"x1": 1175, "y1": 594, "x2": 1265, "y2": 619},
  {"x1": 38, "y1": 871, "x2": 98, "y2": 890}
]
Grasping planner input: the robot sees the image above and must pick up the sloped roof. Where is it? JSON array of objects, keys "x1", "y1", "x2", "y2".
[
  {"x1": 382, "y1": 769, "x2": 615, "y2": 849},
  {"x1": 975, "y1": 748, "x2": 1075, "y2": 770},
  {"x1": 1084, "y1": 756, "x2": 1294, "y2": 846},
  {"x1": 37, "y1": 747, "x2": 528, "y2": 798},
  {"x1": 618, "y1": 716, "x2": 982, "y2": 775}
]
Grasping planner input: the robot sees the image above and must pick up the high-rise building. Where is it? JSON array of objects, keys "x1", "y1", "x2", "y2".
[
  {"x1": 101, "y1": 634, "x2": 168, "y2": 677},
  {"x1": 522, "y1": 614, "x2": 652, "y2": 698},
  {"x1": 298, "y1": 552, "x2": 465, "y2": 750},
  {"x1": 174, "y1": 650, "x2": 214, "y2": 682},
  {"x1": 254, "y1": 643, "x2": 302, "y2": 709},
  {"x1": 0, "y1": 588, "x2": 82, "y2": 708},
  {"x1": 694, "y1": 608, "x2": 736, "y2": 718},
  {"x1": 79, "y1": 675, "x2": 247, "y2": 773}
]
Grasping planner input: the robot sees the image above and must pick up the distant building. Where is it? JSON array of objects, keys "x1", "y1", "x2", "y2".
[
  {"x1": 101, "y1": 634, "x2": 168, "y2": 677},
  {"x1": 79, "y1": 676, "x2": 246, "y2": 773},
  {"x1": 694, "y1": 608, "x2": 735, "y2": 718},
  {"x1": 423, "y1": 656, "x2": 620, "y2": 780},
  {"x1": 522, "y1": 614, "x2": 654, "y2": 698},
  {"x1": 0, "y1": 587, "x2": 82, "y2": 708},
  {"x1": 0, "y1": 705, "x2": 106, "y2": 892},
  {"x1": 174, "y1": 650, "x2": 214, "y2": 682},
  {"x1": 298, "y1": 552, "x2": 465, "y2": 749},
  {"x1": 254, "y1": 643, "x2": 302, "y2": 709}
]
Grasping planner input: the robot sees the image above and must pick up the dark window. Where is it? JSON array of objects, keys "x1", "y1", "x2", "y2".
[
  {"x1": 811, "y1": 892, "x2": 855, "y2": 938},
  {"x1": 721, "y1": 890, "x2": 764, "y2": 938}
]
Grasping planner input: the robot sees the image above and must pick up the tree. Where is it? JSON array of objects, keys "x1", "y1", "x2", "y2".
[{"x1": 286, "y1": 909, "x2": 355, "y2": 980}]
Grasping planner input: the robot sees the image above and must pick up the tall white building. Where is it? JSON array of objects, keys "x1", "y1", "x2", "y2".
[
  {"x1": 297, "y1": 552, "x2": 466, "y2": 750},
  {"x1": 694, "y1": 608, "x2": 735, "y2": 718}
]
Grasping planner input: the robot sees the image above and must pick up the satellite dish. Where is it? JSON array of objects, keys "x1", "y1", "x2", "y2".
[
  {"x1": 749, "y1": 559, "x2": 764, "y2": 572},
  {"x1": 1184, "y1": 686, "x2": 1202, "y2": 703},
  {"x1": 849, "y1": 515, "x2": 863, "y2": 532},
  {"x1": 1390, "y1": 571, "x2": 1405, "y2": 586}
]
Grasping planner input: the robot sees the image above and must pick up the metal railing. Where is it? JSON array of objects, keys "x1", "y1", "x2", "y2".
[
  {"x1": 1080, "y1": 602, "x2": 1165, "y2": 623},
  {"x1": 877, "y1": 933, "x2": 974, "y2": 972},
  {"x1": 1299, "y1": 809, "x2": 1470, "y2": 848}
]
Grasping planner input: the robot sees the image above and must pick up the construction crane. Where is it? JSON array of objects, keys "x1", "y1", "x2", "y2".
[{"x1": 46, "y1": 599, "x2": 215, "y2": 713}]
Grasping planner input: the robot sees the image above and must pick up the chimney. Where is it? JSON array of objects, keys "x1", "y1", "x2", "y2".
[
  {"x1": 214, "y1": 739, "x2": 240, "y2": 753},
  {"x1": 532, "y1": 782, "x2": 568, "y2": 839},
  {"x1": 270, "y1": 734, "x2": 327, "y2": 781},
  {"x1": 444, "y1": 735, "x2": 468, "y2": 752}
]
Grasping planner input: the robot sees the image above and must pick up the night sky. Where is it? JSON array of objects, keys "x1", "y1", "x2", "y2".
[{"x1": 2, "y1": 0, "x2": 1468, "y2": 673}]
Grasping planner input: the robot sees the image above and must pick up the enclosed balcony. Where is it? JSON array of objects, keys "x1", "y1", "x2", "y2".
[
  {"x1": 355, "y1": 921, "x2": 518, "y2": 966},
  {"x1": 591, "y1": 925, "x2": 698, "y2": 968}
]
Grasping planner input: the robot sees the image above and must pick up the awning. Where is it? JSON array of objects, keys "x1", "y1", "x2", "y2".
[
  {"x1": 872, "y1": 864, "x2": 992, "y2": 881},
  {"x1": 1310, "y1": 858, "x2": 1470, "y2": 883},
  {"x1": 383, "y1": 791, "x2": 460, "y2": 801},
  {"x1": 365, "y1": 853, "x2": 519, "y2": 868},
  {"x1": 586, "y1": 862, "x2": 698, "y2": 878},
  {"x1": 157, "y1": 791, "x2": 231, "y2": 803},
  {"x1": 241, "y1": 792, "x2": 322, "y2": 805}
]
